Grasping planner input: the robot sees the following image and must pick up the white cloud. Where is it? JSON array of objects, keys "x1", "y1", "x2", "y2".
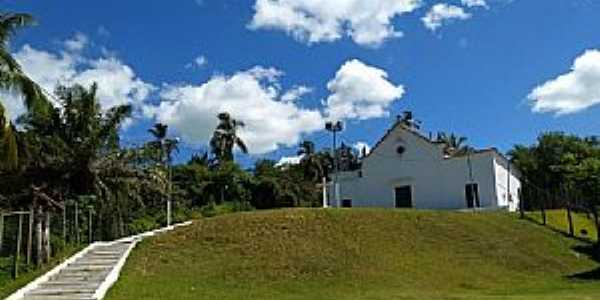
[
  {"x1": 1, "y1": 34, "x2": 154, "y2": 122},
  {"x1": 281, "y1": 85, "x2": 312, "y2": 102},
  {"x1": 528, "y1": 50, "x2": 600, "y2": 115},
  {"x1": 325, "y1": 59, "x2": 404, "y2": 121},
  {"x1": 249, "y1": 0, "x2": 422, "y2": 47},
  {"x1": 64, "y1": 32, "x2": 89, "y2": 52},
  {"x1": 461, "y1": 0, "x2": 487, "y2": 8},
  {"x1": 353, "y1": 141, "x2": 371, "y2": 155},
  {"x1": 422, "y1": 4, "x2": 471, "y2": 31},
  {"x1": 146, "y1": 67, "x2": 324, "y2": 154},
  {"x1": 276, "y1": 154, "x2": 304, "y2": 166},
  {"x1": 187, "y1": 55, "x2": 208, "y2": 69}
]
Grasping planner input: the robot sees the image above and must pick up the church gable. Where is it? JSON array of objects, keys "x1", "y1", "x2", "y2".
[{"x1": 363, "y1": 122, "x2": 444, "y2": 167}]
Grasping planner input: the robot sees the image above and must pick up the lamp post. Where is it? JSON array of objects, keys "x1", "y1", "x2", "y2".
[{"x1": 326, "y1": 121, "x2": 343, "y2": 208}]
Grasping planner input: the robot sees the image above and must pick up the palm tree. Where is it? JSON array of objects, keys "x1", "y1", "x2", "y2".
[
  {"x1": 298, "y1": 140, "x2": 324, "y2": 181},
  {"x1": 436, "y1": 132, "x2": 471, "y2": 156},
  {"x1": 0, "y1": 101, "x2": 18, "y2": 170},
  {"x1": 0, "y1": 12, "x2": 51, "y2": 116},
  {"x1": 209, "y1": 112, "x2": 247, "y2": 164},
  {"x1": 0, "y1": 12, "x2": 52, "y2": 170}
]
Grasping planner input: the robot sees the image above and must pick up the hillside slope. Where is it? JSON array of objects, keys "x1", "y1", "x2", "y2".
[{"x1": 106, "y1": 209, "x2": 600, "y2": 300}]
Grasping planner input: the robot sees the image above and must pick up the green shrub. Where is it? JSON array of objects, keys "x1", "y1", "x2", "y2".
[{"x1": 128, "y1": 216, "x2": 158, "y2": 234}]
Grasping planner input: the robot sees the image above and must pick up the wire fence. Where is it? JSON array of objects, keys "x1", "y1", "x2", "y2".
[
  {"x1": 519, "y1": 179, "x2": 599, "y2": 243},
  {"x1": 0, "y1": 200, "x2": 96, "y2": 280}
]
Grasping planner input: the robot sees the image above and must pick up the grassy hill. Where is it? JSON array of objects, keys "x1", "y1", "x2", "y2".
[{"x1": 106, "y1": 209, "x2": 600, "y2": 300}]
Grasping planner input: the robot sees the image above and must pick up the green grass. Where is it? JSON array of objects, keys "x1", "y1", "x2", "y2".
[
  {"x1": 106, "y1": 209, "x2": 600, "y2": 300},
  {"x1": 0, "y1": 245, "x2": 82, "y2": 298},
  {"x1": 526, "y1": 209, "x2": 598, "y2": 242}
]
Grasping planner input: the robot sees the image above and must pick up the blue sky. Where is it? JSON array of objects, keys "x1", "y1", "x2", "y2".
[{"x1": 2, "y1": 0, "x2": 600, "y2": 165}]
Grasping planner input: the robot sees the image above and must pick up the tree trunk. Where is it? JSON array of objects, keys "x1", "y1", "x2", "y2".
[{"x1": 566, "y1": 202, "x2": 575, "y2": 237}]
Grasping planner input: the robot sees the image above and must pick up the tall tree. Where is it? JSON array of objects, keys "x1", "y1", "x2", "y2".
[
  {"x1": 0, "y1": 101, "x2": 18, "y2": 170},
  {"x1": 148, "y1": 123, "x2": 178, "y2": 164},
  {"x1": 0, "y1": 12, "x2": 51, "y2": 117},
  {"x1": 209, "y1": 112, "x2": 247, "y2": 164},
  {"x1": 298, "y1": 140, "x2": 324, "y2": 181}
]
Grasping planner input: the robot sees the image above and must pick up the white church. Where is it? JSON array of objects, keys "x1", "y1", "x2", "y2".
[{"x1": 327, "y1": 115, "x2": 522, "y2": 212}]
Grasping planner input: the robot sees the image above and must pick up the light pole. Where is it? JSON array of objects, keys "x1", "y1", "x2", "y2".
[{"x1": 326, "y1": 121, "x2": 343, "y2": 208}]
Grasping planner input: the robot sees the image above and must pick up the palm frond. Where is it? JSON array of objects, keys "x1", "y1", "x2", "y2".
[
  {"x1": 235, "y1": 137, "x2": 248, "y2": 154},
  {"x1": 0, "y1": 12, "x2": 36, "y2": 47}
]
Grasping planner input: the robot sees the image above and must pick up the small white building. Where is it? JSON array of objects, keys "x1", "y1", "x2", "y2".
[{"x1": 328, "y1": 120, "x2": 521, "y2": 212}]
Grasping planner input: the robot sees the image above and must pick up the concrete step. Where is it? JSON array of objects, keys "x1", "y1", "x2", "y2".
[
  {"x1": 40, "y1": 281, "x2": 101, "y2": 288},
  {"x1": 26, "y1": 287, "x2": 97, "y2": 294},
  {"x1": 68, "y1": 261, "x2": 116, "y2": 267},
  {"x1": 24, "y1": 290, "x2": 95, "y2": 297},
  {"x1": 50, "y1": 271, "x2": 109, "y2": 281},
  {"x1": 23, "y1": 296, "x2": 94, "y2": 300},
  {"x1": 62, "y1": 265, "x2": 113, "y2": 272}
]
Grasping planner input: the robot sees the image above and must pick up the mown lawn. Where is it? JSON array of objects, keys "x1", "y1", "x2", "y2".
[
  {"x1": 526, "y1": 209, "x2": 598, "y2": 242},
  {"x1": 106, "y1": 209, "x2": 600, "y2": 300}
]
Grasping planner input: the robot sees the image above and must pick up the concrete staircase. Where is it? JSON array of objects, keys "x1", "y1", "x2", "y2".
[
  {"x1": 7, "y1": 222, "x2": 192, "y2": 300},
  {"x1": 20, "y1": 240, "x2": 134, "y2": 300}
]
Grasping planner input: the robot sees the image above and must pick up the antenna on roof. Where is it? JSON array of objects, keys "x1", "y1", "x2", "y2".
[{"x1": 398, "y1": 111, "x2": 421, "y2": 131}]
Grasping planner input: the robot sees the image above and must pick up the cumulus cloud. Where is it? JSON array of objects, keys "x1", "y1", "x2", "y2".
[
  {"x1": 528, "y1": 50, "x2": 600, "y2": 115},
  {"x1": 249, "y1": 0, "x2": 422, "y2": 47},
  {"x1": 325, "y1": 59, "x2": 404, "y2": 121},
  {"x1": 281, "y1": 85, "x2": 312, "y2": 102},
  {"x1": 461, "y1": 0, "x2": 488, "y2": 8},
  {"x1": 1, "y1": 33, "x2": 155, "y2": 122},
  {"x1": 146, "y1": 67, "x2": 324, "y2": 154},
  {"x1": 64, "y1": 32, "x2": 89, "y2": 52},
  {"x1": 422, "y1": 4, "x2": 471, "y2": 31}
]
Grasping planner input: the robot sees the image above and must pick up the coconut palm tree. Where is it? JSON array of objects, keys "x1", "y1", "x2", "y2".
[
  {"x1": 0, "y1": 101, "x2": 18, "y2": 170},
  {"x1": 209, "y1": 112, "x2": 247, "y2": 164},
  {"x1": 436, "y1": 132, "x2": 471, "y2": 156},
  {"x1": 298, "y1": 140, "x2": 321, "y2": 180},
  {"x1": 0, "y1": 12, "x2": 51, "y2": 116}
]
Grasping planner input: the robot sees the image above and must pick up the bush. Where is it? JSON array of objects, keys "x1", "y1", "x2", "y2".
[{"x1": 128, "y1": 215, "x2": 159, "y2": 234}]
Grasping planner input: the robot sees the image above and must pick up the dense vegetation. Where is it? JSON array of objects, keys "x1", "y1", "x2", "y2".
[
  {"x1": 106, "y1": 209, "x2": 600, "y2": 300},
  {"x1": 509, "y1": 132, "x2": 600, "y2": 243}
]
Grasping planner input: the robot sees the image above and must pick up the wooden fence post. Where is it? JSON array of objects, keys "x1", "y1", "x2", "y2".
[
  {"x1": 75, "y1": 201, "x2": 80, "y2": 244},
  {"x1": 44, "y1": 211, "x2": 51, "y2": 263},
  {"x1": 14, "y1": 214, "x2": 23, "y2": 279},
  {"x1": 88, "y1": 207, "x2": 93, "y2": 243},
  {"x1": 62, "y1": 206, "x2": 67, "y2": 243},
  {"x1": 0, "y1": 213, "x2": 4, "y2": 253},
  {"x1": 27, "y1": 208, "x2": 33, "y2": 265},
  {"x1": 36, "y1": 206, "x2": 42, "y2": 268}
]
